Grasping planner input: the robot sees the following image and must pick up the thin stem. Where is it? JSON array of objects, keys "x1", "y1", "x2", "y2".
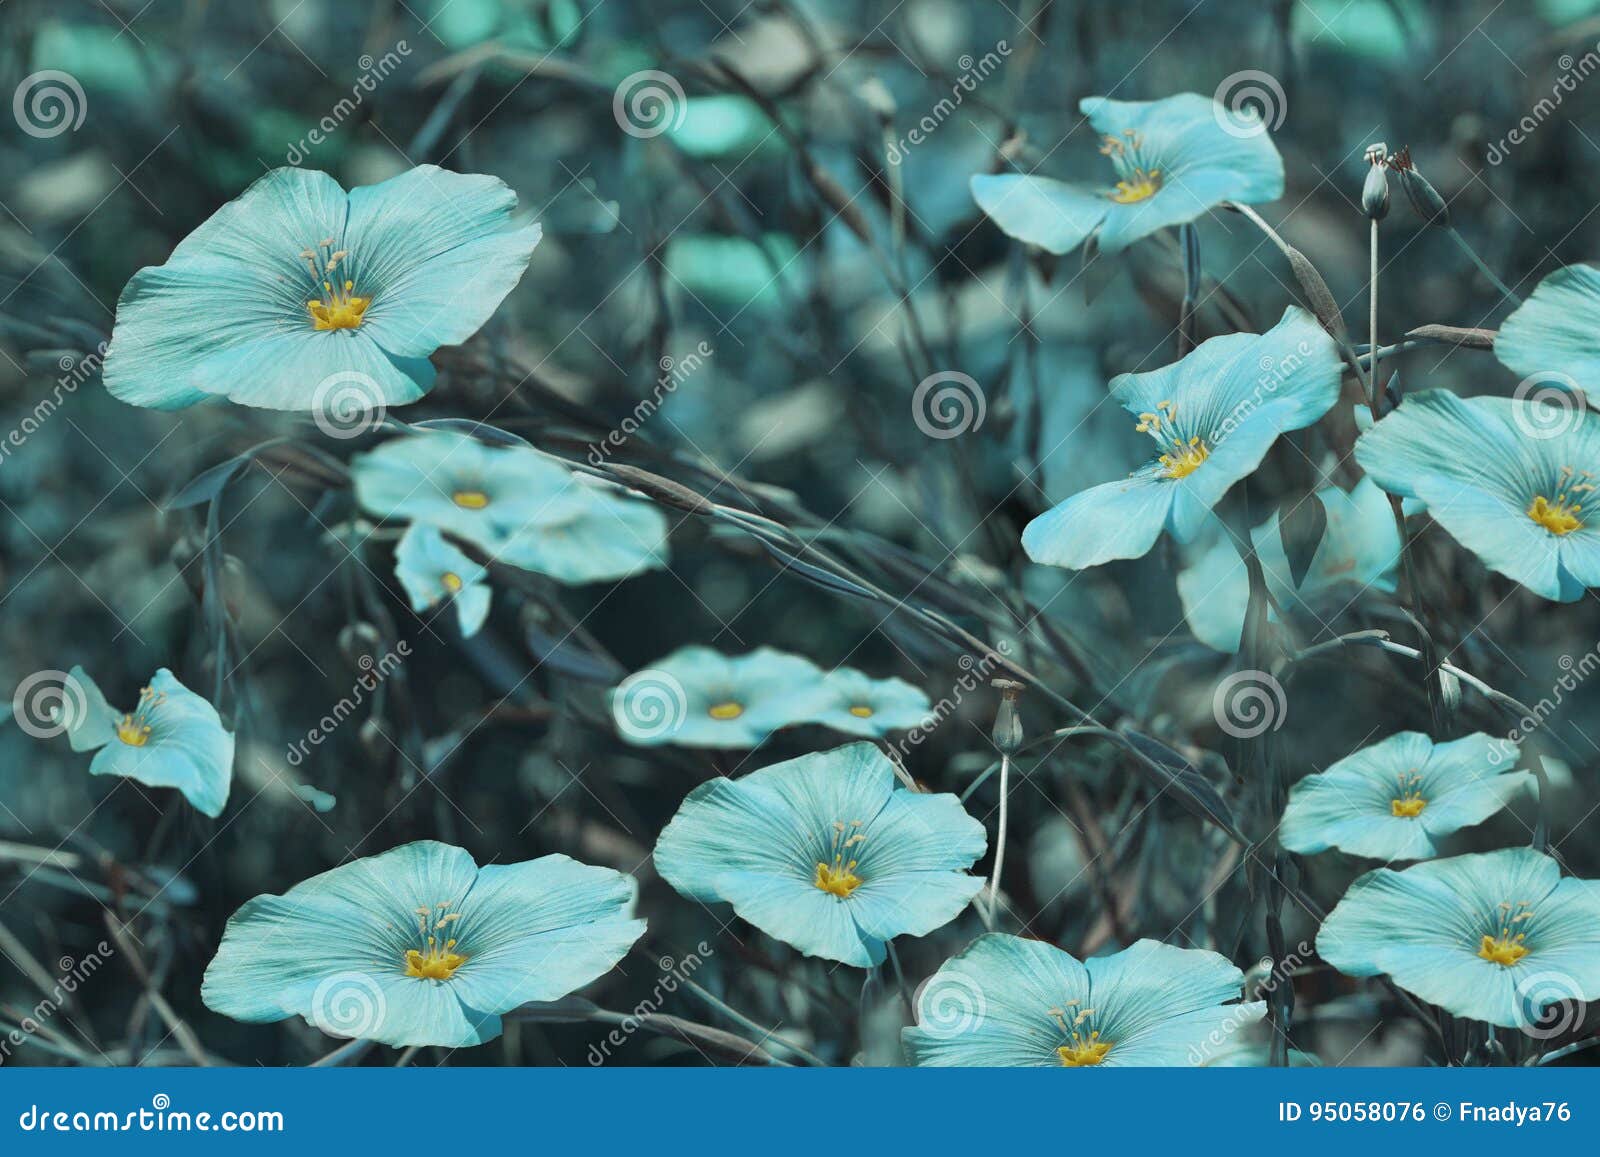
[
  {"x1": 1447, "y1": 226, "x2": 1521, "y2": 304},
  {"x1": 1369, "y1": 217, "x2": 1380, "y2": 408},
  {"x1": 986, "y1": 753, "x2": 1011, "y2": 929}
]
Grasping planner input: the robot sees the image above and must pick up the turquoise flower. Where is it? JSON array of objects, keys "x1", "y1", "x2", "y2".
[
  {"x1": 971, "y1": 93, "x2": 1283, "y2": 256},
  {"x1": 903, "y1": 935, "x2": 1264, "y2": 1066},
  {"x1": 393, "y1": 524, "x2": 491, "y2": 638},
  {"x1": 1280, "y1": 732, "x2": 1532, "y2": 861},
  {"x1": 103, "y1": 166, "x2": 541, "y2": 410},
  {"x1": 492, "y1": 476, "x2": 671, "y2": 584},
  {"x1": 202, "y1": 840, "x2": 644, "y2": 1049},
  {"x1": 653, "y1": 742, "x2": 986, "y2": 966},
  {"x1": 1317, "y1": 848, "x2": 1600, "y2": 1030},
  {"x1": 1024, "y1": 307, "x2": 1342, "y2": 569},
  {"x1": 1495, "y1": 264, "x2": 1600, "y2": 393},
  {"x1": 1355, "y1": 389, "x2": 1600, "y2": 602},
  {"x1": 609, "y1": 646, "x2": 835, "y2": 748},
  {"x1": 813, "y1": 668, "x2": 935, "y2": 738},
  {"x1": 63, "y1": 666, "x2": 233, "y2": 818},
  {"x1": 353, "y1": 431, "x2": 668, "y2": 584},
  {"x1": 1177, "y1": 478, "x2": 1401, "y2": 652}
]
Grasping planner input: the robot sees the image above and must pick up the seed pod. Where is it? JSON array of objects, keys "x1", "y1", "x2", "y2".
[{"x1": 1389, "y1": 147, "x2": 1449, "y2": 226}]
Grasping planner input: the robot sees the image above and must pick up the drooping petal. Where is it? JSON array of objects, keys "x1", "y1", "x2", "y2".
[
  {"x1": 1021, "y1": 472, "x2": 1176, "y2": 568},
  {"x1": 62, "y1": 665, "x2": 118, "y2": 752},
  {"x1": 969, "y1": 174, "x2": 1109, "y2": 255}
]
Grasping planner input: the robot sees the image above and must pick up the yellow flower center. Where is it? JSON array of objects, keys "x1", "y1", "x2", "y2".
[
  {"x1": 814, "y1": 818, "x2": 866, "y2": 897},
  {"x1": 1057, "y1": 1033, "x2": 1112, "y2": 1066},
  {"x1": 1528, "y1": 494, "x2": 1583, "y2": 536},
  {"x1": 115, "y1": 713, "x2": 151, "y2": 747},
  {"x1": 1390, "y1": 768, "x2": 1426, "y2": 817},
  {"x1": 1100, "y1": 130, "x2": 1163, "y2": 204},
  {"x1": 1478, "y1": 934, "x2": 1529, "y2": 967},
  {"x1": 113, "y1": 686, "x2": 164, "y2": 747},
  {"x1": 848, "y1": 704, "x2": 874, "y2": 718},
  {"x1": 1136, "y1": 400, "x2": 1210, "y2": 479},
  {"x1": 441, "y1": 571, "x2": 464, "y2": 593},
  {"x1": 404, "y1": 937, "x2": 468, "y2": 980},
  {"x1": 405, "y1": 904, "x2": 466, "y2": 980},
  {"x1": 1110, "y1": 172, "x2": 1161, "y2": 204},
  {"x1": 814, "y1": 856, "x2": 862, "y2": 898},
  {"x1": 300, "y1": 240, "x2": 370, "y2": 331},
  {"x1": 452, "y1": 490, "x2": 490, "y2": 510},
  {"x1": 707, "y1": 700, "x2": 744, "y2": 720}
]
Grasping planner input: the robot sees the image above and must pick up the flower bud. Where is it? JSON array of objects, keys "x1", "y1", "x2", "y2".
[
  {"x1": 1362, "y1": 161, "x2": 1390, "y2": 220},
  {"x1": 1389, "y1": 147, "x2": 1449, "y2": 226},
  {"x1": 990, "y1": 678, "x2": 1025, "y2": 755}
]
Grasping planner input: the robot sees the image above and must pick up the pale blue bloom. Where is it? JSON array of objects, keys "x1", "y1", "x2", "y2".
[
  {"x1": 1280, "y1": 732, "x2": 1532, "y2": 861},
  {"x1": 813, "y1": 668, "x2": 935, "y2": 738},
  {"x1": 971, "y1": 93, "x2": 1283, "y2": 256},
  {"x1": 609, "y1": 646, "x2": 836, "y2": 748},
  {"x1": 1495, "y1": 264, "x2": 1600, "y2": 393},
  {"x1": 903, "y1": 935, "x2": 1264, "y2": 1066},
  {"x1": 1317, "y1": 848, "x2": 1600, "y2": 1030},
  {"x1": 1177, "y1": 478, "x2": 1401, "y2": 652},
  {"x1": 653, "y1": 742, "x2": 986, "y2": 966},
  {"x1": 1355, "y1": 389, "x2": 1600, "y2": 601},
  {"x1": 353, "y1": 431, "x2": 668, "y2": 584},
  {"x1": 103, "y1": 166, "x2": 542, "y2": 410},
  {"x1": 1023, "y1": 307, "x2": 1342, "y2": 569},
  {"x1": 393, "y1": 524, "x2": 491, "y2": 638},
  {"x1": 63, "y1": 666, "x2": 233, "y2": 818},
  {"x1": 202, "y1": 840, "x2": 644, "y2": 1049},
  {"x1": 493, "y1": 476, "x2": 671, "y2": 584}
]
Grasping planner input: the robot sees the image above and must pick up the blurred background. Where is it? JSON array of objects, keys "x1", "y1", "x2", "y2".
[{"x1": 2, "y1": 0, "x2": 1599, "y2": 1067}]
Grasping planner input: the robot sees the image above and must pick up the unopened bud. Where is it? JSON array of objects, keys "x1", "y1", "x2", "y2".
[
  {"x1": 1389, "y1": 146, "x2": 1449, "y2": 226},
  {"x1": 1361, "y1": 145, "x2": 1390, "y2": 220},
  {"x1": 991, "y1": 678, "x2": 1025, "y2": 755}
]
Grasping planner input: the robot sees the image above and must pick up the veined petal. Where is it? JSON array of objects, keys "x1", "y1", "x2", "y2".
[
  {"x1": 1495, "y1": 263, "x2": 1600, "y2": 392},
  {"x1": 969, "y1": 174, "x2": 1108, "y2": 255},
  {"x1": 1021, "y1": 472, "x2": 1175, "y2": 569},
  {"x1": 345, "y1": 166, "x2": 542, "y2": 357}
]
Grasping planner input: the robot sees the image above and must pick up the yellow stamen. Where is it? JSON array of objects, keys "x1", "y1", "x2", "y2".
[
  {"x1": 813, "y1": 856, "x2": 862, "y2": 898},
  {"x1": 115, "y1": 713, "x2": 151, "y2": 747},
  {"x1": 1528, "y1": 494, "x2": 1583, "y2": 536},
  {"x1": 452, "y1": 490, "x2": 490, "y2": 510},
  {"x1": 1057, "y1": 1032, "x2": 1112, "y2": 1066},
  {"x1": 848, "y1": 704, "x2": 874, "y2": 718},
  {"x1": 404, "y1": 935, "x2": 468, "y2": 980},
  {"x1": 1160, "y1": 437, "x2": 1210, "y2": 479},
  {"x1": 1110, "y1": 172, "x2": 1161, "y2": 203},
  {"x1": 707, "y1": 701, "x2": 744, "y2": 720},
  {"x1": 441, "y1": 571, "x2": 464, "y2": 593},
  {"x1": 303, "y1": 241, "x2": 370, "y2": 330},
  {"x1": 1390, "y1": 797, "x2": 1427, "y2": 818},
  {"x1": 1478, "y1": 934, "x2": 1529, "y2": 967}
]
